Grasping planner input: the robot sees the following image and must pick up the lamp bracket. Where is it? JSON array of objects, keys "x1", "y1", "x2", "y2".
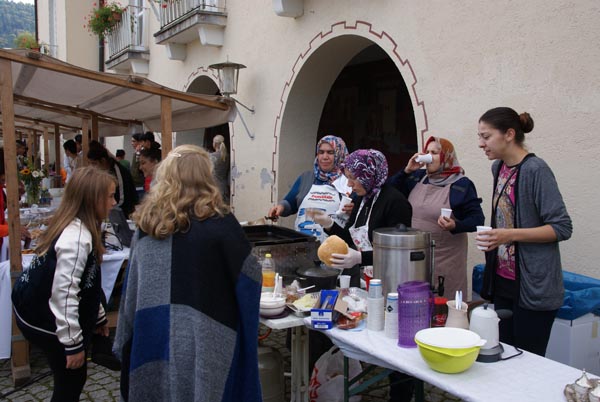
[
  {"x1": 235, "y1": 104, "x2": 255, "y2": 140},
  {"x1": 231, "y1": 97, "x2": 255, "y2": 114}
]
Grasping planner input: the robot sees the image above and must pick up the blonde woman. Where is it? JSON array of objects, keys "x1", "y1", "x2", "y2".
[
  {"x1": 12, "y1": 167, "x2": 117, "y2": 402},
  {"x1": 210, "y1": 134, "x2": 230, "y2": 202},
  {"x1": 114, "y1": 145, "x2": 262, "y2": 402}
]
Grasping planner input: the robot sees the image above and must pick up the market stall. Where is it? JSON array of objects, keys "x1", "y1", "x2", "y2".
[{"x1": 0, "y1": 48, "x2": 235, "y2": 384}]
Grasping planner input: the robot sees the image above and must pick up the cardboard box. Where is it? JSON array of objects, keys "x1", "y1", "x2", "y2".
[
  {"x1": 546, "y1": 313, "x2": 600, "y2": 376},
  {"x1": 311, "y1": 290, "x2": 348, "y2": 330}
]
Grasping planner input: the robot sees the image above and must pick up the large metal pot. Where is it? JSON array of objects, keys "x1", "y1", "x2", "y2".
[
  {"x1": 295, "y1": 265, "x2": 339, "y2": 291},
  {"x1": 372, "y1": 224, "x2": 434, "y2": 297}
]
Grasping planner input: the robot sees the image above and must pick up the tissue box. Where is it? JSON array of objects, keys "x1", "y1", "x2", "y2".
[
  {"x1": 546, "y1": 313, "x2": 600, "y2": 376},
  {"x1": 311, "y1": 290, "x2": 349, "y2": 330}
]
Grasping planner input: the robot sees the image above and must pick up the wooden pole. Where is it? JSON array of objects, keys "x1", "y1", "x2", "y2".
[
  {"x1": 0, "y1": 59, "x2": 31, "y2": 385},
  {"x1": 81, "y1": 118, "x2": 89, "y2": 167},
  {"x1": 91, "y1": 115, "x2": 99, "y2": 143},
  {"x1": 43, "y1": 127, "x2": 50, "y2": 173},
  {"x1": 53, "y1": 124, "x2": 61, "y2": 187},
  {"x1": 161, "y1": 96, "x2": 172, "y2": 158}
]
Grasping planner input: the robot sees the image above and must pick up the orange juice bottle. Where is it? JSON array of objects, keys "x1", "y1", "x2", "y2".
[{"x1": 262, "y1": 253, "x2": 276, "y2": 292}]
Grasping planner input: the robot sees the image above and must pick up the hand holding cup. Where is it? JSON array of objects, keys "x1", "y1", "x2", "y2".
[{"x1": 475, "y1": 226, "x2": 492, "y2": 251}]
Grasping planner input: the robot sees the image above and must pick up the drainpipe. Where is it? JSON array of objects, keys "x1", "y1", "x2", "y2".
[
  {"x1": 34, "y1": 0, "x2": 39, "y2": 41},
  {"x1": 98, "y1": 0, "x2": 105, "y2": 72},
  {"x1": 99, "y1": 40, "x2": 104, "y2": 72}
]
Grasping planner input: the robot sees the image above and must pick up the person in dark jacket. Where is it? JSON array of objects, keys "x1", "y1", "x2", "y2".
[
  {"x1": 87, "y1": 141, "x2": 138, "y2": 217},
  {"x1": 315, "y1": 149, "x2": 414, "y2": 402},
  {"x1": 476, "y1": 107, "x2": 572, "y2": 356},
  {"x1": 389, "y1": 136, "x2": 485, "y2": 297},
  {"x1": 12, "y1": 167, "x2": 116, "y2": 402},
  {"x1": 315, "y1": 149, "x2": 412, "y2": 287}
]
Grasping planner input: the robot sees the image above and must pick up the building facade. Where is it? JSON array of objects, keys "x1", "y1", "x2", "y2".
[{"x1": 37, "y1": 0, "x2": 600, "y2": 281}]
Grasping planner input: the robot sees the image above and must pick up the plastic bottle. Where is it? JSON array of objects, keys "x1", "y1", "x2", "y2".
[{"x1": 262, "y1": 253, "x2": 276, "y2": 293}]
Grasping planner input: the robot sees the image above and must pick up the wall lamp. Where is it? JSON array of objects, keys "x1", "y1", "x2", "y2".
[{"x1": 209, "y1": 60, "x2": 255, "y2": 139}]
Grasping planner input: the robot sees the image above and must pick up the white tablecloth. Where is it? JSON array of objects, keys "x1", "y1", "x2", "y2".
[
  {"x1": 0, "y1": 247, "x2": 129, "y2": 359},
  {"x1": 315, "y1": 322, "x2": 596, "y2": 402}
]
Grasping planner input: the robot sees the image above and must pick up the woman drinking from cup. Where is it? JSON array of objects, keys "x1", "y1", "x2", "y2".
[
  {"x1": 267, "y1": 135, "x2": 352, "y2": 242},
  {"x1": 389, "y1": 136, "x2": 485, "y2": 298},
  {"x1": 476, "y1": 107, "x2": 572, "y2": 356}
]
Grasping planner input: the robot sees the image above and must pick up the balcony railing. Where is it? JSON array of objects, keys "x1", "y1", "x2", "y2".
[
  {"x1": 106, "y1": 5, "x2": 149, "y2": 59},
  {"x1": 158, "y1": 0, "x2": 226, "y2": 29}
]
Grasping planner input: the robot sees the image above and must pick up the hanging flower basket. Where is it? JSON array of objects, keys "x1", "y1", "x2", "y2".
[{"x1": 85, "y1": 2, "x2": 126, "y2": 38}]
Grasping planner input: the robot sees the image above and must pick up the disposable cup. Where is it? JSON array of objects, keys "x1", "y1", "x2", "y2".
[
  {"x1": 337, "y1": 195, "x2": 353, "y2": 215},
  {"x1": 339, "y1": 275, "x2": 351, "y2": 289},
  {"x1": 476, "y1": 226, "x2": 492, "y2": 251},
  {"x1": 415, "y1": 154, "x2": 433, "y2": 164},
  {"x1": 440, "y1": 208, "x2": 452, "y2": 219}
]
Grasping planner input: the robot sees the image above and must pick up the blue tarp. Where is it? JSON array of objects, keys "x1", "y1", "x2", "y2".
[{"x1": 472, "y1": 264, "x2": 600, "y2": 320}]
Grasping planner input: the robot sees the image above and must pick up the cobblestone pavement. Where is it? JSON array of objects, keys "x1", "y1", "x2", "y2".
[{"x1": 1, "y1": 327, "x2": 462, "y2": 402}]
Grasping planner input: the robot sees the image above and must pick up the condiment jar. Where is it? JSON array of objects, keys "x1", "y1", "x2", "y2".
[{"x1": 431, "y1": 297, "x2": 448, "y2": 327}]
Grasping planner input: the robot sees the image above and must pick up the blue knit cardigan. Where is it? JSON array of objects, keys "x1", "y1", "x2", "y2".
[{"x1": 113, "y1": 214, "x2": 263, "y2": 402}]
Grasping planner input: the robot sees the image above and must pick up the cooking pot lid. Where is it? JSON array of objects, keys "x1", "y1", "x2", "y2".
[
  {"x1": 296, "y1": 265, "x2": 340, "y2": 278},
  {"x1": 373, "y1": 225, "x2": 431, "y2": 248}
]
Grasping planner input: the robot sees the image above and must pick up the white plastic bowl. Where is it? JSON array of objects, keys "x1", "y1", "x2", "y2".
[
  {"x1": 260, "y1": 293, "x2": 285, "y2": 317},
  {"x1": 415, "y1": 327, "x2": 485, "y2": 349}
]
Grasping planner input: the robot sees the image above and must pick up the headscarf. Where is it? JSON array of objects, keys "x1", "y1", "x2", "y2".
[
  {"x1": 424, "y1": 136, "x2": 464, "y2": 185},
  {"x1": 313, "y1": 135, "x2": 348, "y2": 184},
  {"x1": 342, "y1": 149, "x2": 388, "y2": 202}
]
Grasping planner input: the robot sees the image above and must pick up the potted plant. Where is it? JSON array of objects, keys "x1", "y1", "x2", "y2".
[
  {"x1": 85, "y1": 2, "x2": 126, "y2": 38},
  {"x1": 14, "y1": 32, "x2": 40, "y2": 51}
]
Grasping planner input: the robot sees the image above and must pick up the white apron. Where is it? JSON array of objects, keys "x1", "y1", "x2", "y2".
[
  {"x1": 348, "y1": 192, "x2": 379, "y2": 278},
  {"x1": 295, "y1": 182, "x2": 341, "y2": 243}
]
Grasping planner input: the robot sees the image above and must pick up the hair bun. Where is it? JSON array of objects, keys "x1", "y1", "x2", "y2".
[{"x1": 519, "y1": 112, "x2": 534, "y2": 134}]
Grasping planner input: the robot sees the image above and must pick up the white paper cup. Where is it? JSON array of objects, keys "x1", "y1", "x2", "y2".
[
  {"x1": 415, "y1": 153, "x2": 433, "y2": 164},
  {"x1": 339, "y1": 274, "x2": 351, "y2": 289},
  {"x1": 476, "y1": 226, "x2": 492, "y2": 250},
  {"x1": 441, "y1": 208, "x2": 452, "y2": 219},
  {"x1": 337, "y1": 195, "x2": 353, "y2": 215}
]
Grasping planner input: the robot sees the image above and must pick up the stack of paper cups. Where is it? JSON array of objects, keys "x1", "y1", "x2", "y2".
[
  {"x1": 384, "y1": 292, "x2": 399, "y2": 339},
  {"x1": 367, "y1": 296, "x2": 385, "y2": 331}
]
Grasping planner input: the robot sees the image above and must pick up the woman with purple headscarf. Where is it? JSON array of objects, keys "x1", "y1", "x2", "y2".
[
  {"x1": 314, "y1": 149, "x2": 412, "y2": 287},
  {"x1": 267, "y1": 135, "x2": 352, "y2": 242}
]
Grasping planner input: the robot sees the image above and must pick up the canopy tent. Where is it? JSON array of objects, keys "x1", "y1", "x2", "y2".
[
  {"x1": 0, "y1": 49, "x2": 235, "y2": 138},
  {"x1": 0, "y1": 48, "x2": 235, "y2": 385}
]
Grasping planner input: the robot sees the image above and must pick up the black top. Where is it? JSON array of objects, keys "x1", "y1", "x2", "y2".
[{"x1": 327, "y1": 184, "x2": 412, "y2": 266}]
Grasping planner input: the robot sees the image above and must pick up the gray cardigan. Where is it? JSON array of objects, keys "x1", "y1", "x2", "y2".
[{"x1": 487, "y1": 155, "x2": 572, "y2": 310}]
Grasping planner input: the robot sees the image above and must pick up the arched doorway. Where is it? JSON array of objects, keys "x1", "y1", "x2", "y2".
[
  {"x1": 274, "y1": 29, "x2": 425, "y2": 216},
  {"x1": 317, "y1": 45, "x2": 417, "y2": 175},
  {"x1": 183, "y1": 74, "x2": 231, "y2": 203}
]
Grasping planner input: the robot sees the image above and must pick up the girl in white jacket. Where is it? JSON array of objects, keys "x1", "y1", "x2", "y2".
[{"x1": 12, "y1": 167, "x2": 116, "y2": 402}]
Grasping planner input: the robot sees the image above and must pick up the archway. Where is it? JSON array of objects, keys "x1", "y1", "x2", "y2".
[
  {"x1": 274, "y1": 24, "x2": 427, "y2": 214},
  {"x1": 183, "y1": 73, "x2": 231, "y2": 203}
]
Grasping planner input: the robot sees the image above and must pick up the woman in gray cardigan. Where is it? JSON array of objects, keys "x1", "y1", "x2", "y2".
[{"x1": 476, "y1": 107, "x2": 572, "y2": 356}]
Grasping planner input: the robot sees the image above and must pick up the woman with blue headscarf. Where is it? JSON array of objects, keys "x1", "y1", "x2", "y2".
[
  {"x1": 267, "y1": 135, "x2": 352, "y2": 242},
  {"x1": 314, "y1": 149, "x2": 412, "y2": 287}
]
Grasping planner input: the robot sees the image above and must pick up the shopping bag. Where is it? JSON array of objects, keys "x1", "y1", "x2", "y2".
[{"x1": 309, "y1": 346, "x2": 361, "y2": 402}]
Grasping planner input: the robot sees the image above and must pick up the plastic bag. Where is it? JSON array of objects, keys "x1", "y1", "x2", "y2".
[{"x1": 309, "y1": 346, "x2": 361, "y2": 402}]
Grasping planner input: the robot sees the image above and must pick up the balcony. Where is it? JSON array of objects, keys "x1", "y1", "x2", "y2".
[
  {"x1": 153, "y1": 0, "x2": 227, "y2": 61},
  {"x1": 105, "y1": 5, "x2": 150, "y2": 75}
]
